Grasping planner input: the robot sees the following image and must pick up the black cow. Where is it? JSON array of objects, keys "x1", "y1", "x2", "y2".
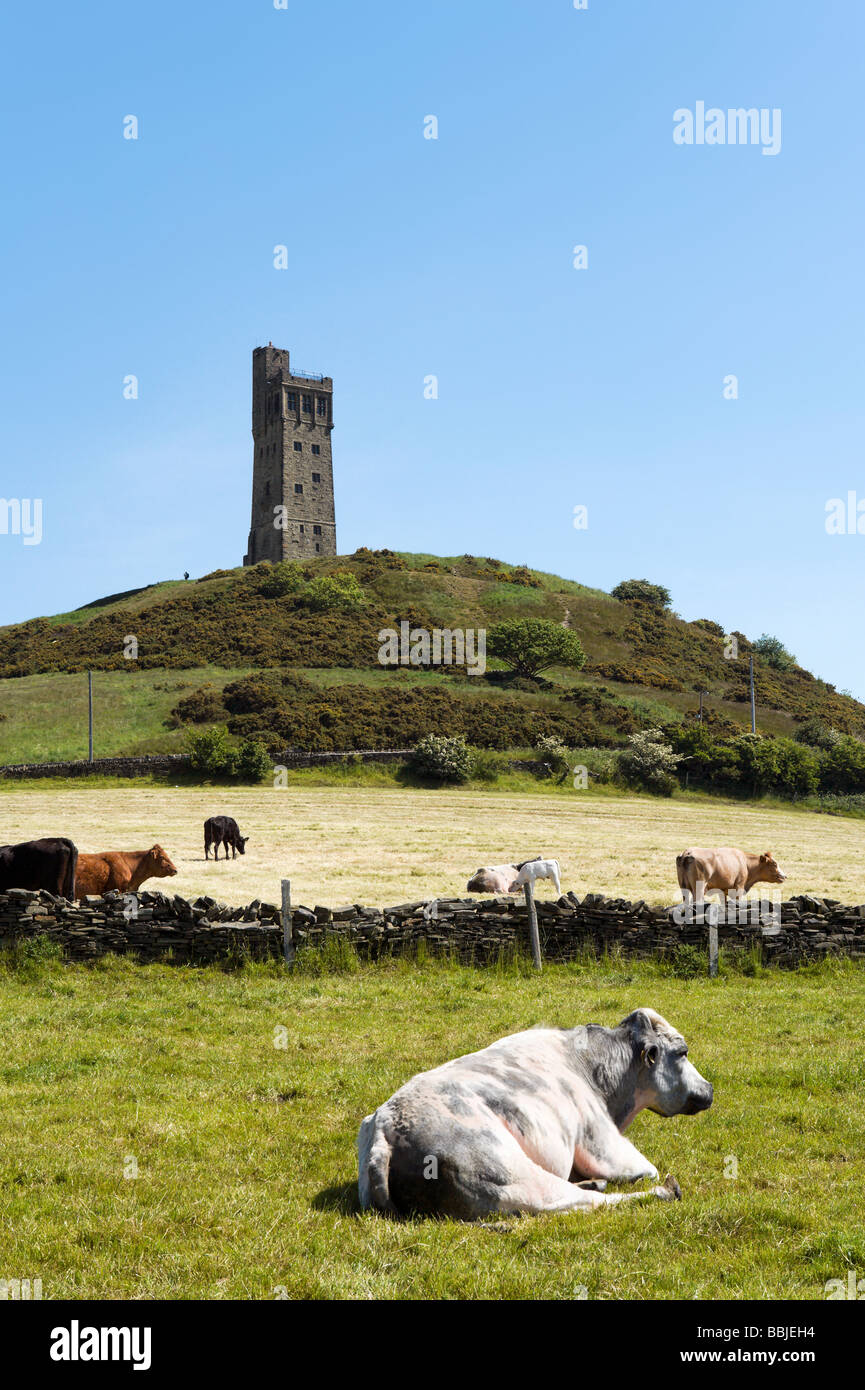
[
  {"x1": 0, "y1": 837, "x2": 78, "y2": 899},
  {"x1": 204, "y1": 816, "x2": 249, "y2": 861}
]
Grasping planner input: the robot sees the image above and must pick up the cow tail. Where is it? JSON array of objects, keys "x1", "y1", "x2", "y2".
[
  {"x1": 358, "y1": 1110, "x2": 396, "y2": 1215},
  {"x1": 63, "y1": 839, "x2": 78, "y2": 900}
]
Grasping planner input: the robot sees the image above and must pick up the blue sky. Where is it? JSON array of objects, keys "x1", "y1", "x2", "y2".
[{"x1": 1, "y1": 1, "x2": 863, "y2": 693}]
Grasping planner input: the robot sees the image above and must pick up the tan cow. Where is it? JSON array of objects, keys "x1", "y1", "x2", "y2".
[
  {"x1": 75, "y1": 845, "x2": 178, "y2": 900},
  {"x1": 676, "y1": 846, "x2": 786, "y2": 910}
]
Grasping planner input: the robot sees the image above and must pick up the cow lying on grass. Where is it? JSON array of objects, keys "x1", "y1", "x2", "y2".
[
  {"x1": 74, "y1": 846, "x2": 177, "y2": 900},
  {"x1": 466, "y1": 857, "x2": 550, "y2": 895},
  {"x1": 358, "y1": 1008, "x2": 712, "y2": 1219},
  {"x1": 676, "y1": 847, "x2": 786, "y2": 911}
]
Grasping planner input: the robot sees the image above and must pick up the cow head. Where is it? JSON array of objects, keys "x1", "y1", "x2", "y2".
[
  {"x1": 238, "y1": 836, "x2": 249, "y2": 855},
  {"x1": 622, "y1": 1008, "x2": 713, "y2": 1118},
  {"x1": 757, "y1": 851, "x2": 786, "y2": 885},
  {"x1": 148, "y1": 845, "x2": 178, "y2": 879}
]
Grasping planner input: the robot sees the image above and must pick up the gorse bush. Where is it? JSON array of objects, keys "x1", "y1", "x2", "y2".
[
  {"x1": 409, "y1": 734, "x2": 474, "y2": 783},
  {"x1": 611, "y1": 579, "x2": 672, "y2": 609}
]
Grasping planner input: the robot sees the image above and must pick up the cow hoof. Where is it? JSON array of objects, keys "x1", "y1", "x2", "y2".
[{"x1": 662, "y1": 1173, "x2": 682, "y2": 1201}]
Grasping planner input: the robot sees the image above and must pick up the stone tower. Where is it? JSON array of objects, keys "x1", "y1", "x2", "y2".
[{"x1": 243, "y1": 344, "x2": 337, "y2": 565}]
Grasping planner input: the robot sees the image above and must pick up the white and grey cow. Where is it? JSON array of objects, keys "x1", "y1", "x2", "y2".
[
  {"x1": 358, "y1": 1008, "x2": 712, "y2": 1218},
  {"x1": 513, "y1": 857, "x2": 561, "y2": 896}
]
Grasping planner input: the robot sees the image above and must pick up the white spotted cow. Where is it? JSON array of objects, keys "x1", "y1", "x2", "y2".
[
  {"x1": 513, "y1": 857, "x2": 561, "y2": 896},
  {"x1": 358, "y1": 1008, "x2": 712, "y2": 1218}
]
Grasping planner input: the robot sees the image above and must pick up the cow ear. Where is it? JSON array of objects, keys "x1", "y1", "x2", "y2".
[{"x1": 642, "y1": 1043, "x2": 659, "y2": 1068}]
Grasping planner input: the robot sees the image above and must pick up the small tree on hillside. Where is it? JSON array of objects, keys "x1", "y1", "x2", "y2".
[
  {"x1": 487, "y1": 619, "x2": 586, "y2": 679},
  {"x1": 611, "y1": 579, "x2": 672, "y2": 610},
  {"x1": 752, "y1": 633, "x2": 796, "y2": 671}
]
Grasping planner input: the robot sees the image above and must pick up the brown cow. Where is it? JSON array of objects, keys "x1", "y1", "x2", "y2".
[
  {"x1": 74, "y1": 845, "x2": 178, "y2": 900},
  {"x1": 676, "y1": 846, "x2": 786, "y2": 910}
]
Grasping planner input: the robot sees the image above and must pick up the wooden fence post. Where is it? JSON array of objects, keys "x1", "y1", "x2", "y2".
[
  {"x1": 524, "y1": 882, "x2": 542, "y2": 971},
  {"x1": 281, "y1": 879, "x2": 294, "y2": 966},
  {"x1": 707, "y1": 902, "x2": 719, "y2": 978}
]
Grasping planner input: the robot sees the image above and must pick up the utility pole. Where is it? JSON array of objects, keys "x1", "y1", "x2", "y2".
[
  {"x1": 698, "y1": 691, "x2": 709, "y2": 724},
  {"x1": 749, "y1": 656, "x2": 756, "y2": 733},
  {"x1": 88, "y1": 670, "x2": 94, "y2": 763}
]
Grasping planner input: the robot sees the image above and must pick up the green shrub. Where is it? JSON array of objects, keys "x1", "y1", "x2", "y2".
[
  {"x1": 235, "y1": 738, "x2": 273, "y2": 783},
  {"x1": 819, "y1": 735, "x2": 865, "y2": 793},
  {"x1": 795, "y1": 717, "x2": 841, "y2": 750},
  {"x1": 256, "y1": 561, "x2": 305, "y2": 598},
  {"x1": 409, "y1": 734, "x2": 474, "y2": 783},
  {"x1": 302, "y1": 572, "x2": 367, "y2": 612},
  {"x1": 488, "y1": 619, "x2": 586, "y2": 679},
  {"x1": 752, "y1": 633, "x2": 796, "y2": 671},
  {"x1": 186, "y1": 726, "x2": 238, "y2": 778}
]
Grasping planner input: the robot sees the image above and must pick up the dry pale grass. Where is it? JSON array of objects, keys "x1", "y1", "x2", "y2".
[{"x1": 1, "y1": 785, "x2": 863, "y2": 909}]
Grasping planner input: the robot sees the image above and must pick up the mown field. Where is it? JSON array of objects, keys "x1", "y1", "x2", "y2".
[
  {"x1": 0, "y1": 782, "x2": 863, "y2": 908},
  {"x1": 1, "y1": 946, "x2": 862, "y2": 1300}
]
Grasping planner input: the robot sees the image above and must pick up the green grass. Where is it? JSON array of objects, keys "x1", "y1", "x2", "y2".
[{"x1": 1, "y1": 947, "x2": 862, "y2": 1299}]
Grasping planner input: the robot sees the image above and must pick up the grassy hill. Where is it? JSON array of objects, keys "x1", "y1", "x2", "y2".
[{"x1": 0, "y1": 549, "x2": 863, "y2": 765}]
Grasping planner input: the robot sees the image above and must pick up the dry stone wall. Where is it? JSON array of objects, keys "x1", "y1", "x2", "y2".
[{"x1": 2, "y1": 888, "x2": 864, "y2": 969}]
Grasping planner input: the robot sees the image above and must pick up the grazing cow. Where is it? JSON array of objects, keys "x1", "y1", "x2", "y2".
[
  {"x1": 0, "y1": 838, "x2": 78, "y2": 899},
  {"x1": 466, "y1": 864, "x2": 521, "y2": 894},
  {"x1": 74, "y1": 846, "x2": 177, "y2": 900},
  {"x1": 513, "y1": 857, "x2": 561, "y2": 896},
  {"x1": 358, "y1": 1007, "x2": 712, "y2": 1219},
  {"x1": 204, "y1": 816, "x2": 249, "y2": 861},
  {"x1": 676, "y1": 847, "x2": 786, "y2": 910}
]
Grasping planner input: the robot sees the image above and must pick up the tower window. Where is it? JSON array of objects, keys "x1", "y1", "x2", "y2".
[
  {"x1": 315, "y1": 543, "x2": 320, "y2": 552},
  {"x1": 312, "y1": 472, "x2": 321, "y2": 483},
  {"x1": 317, "y1": 398, "x2": 327, "y2": 417},
  {"x1": 313, "y1": 525, "x2": 322, "y2": 535},
  {"x1": 299, "y1": 524, "x2": 305, "y2": 534},
  {"x1": 302, "y1": 395, "x2": 312, "y2": 414},
  {"x1": 293, "y1": 441, "x2": 303, "y2": 452},
  {"x1": 311, "y1": 444, "x2": 321, "y2": 456},
  {"x1": 286, "y1": 392, "x2": 296, "y2": 410},
  {"x1": 294, "y1": 483, "x2": 303, "y2": 494}
]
